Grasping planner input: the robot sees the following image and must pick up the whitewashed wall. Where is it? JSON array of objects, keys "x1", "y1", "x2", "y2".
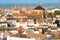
[{"x1": 7, "y1": 37, "x2": 36, "y2": 40}]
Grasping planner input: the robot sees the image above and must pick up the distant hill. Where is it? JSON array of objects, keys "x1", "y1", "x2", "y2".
[
  {"x1": 0, "y1": 3, "x2": 60, "y2": 8},
  {"x1": 41, "y1": 3, "x2": 60, "y2": 7}
]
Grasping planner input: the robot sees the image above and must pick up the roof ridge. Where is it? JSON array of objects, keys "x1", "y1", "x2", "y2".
[{"x1": 34, "y1": 5, "x2": 45, "y2": 10}]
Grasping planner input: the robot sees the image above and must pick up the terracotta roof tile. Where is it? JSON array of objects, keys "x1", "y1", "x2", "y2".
[
  {"x1": 7, "y1": 14, "x2": 13, "y2": 17},
  {"x1": 7, "y1": 18, "x2": 20, "y2": 20}
]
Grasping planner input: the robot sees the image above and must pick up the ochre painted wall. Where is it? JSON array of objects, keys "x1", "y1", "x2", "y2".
[{"x1": 31, "y1": 10, "x2": 45, "y2": 15}]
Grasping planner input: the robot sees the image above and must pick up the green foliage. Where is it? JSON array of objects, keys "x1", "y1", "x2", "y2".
[
  {"x1": 42, "y1": 28, "x2": 45, "y2": 34},
  {"x1": 54, "y1": 10, "x2": 60, "y2": 15},
  {"x1": 55, "y1": 20, "x2": 59, "y2": 26},
  {"x1": 48, "y1": 13, "x2": 53, "y2": 20},
  {"x1": 55, "y1": 20, "x2": 59, "y2": 24},
  {"x1": 44, "y1": 13, "x2": 46, "y2": 19},
  {"x1": 34, "y1": 19, "x2": 36, "y2": 24},
  {"x1": 48, "y1": 13, "x2": 53, "y2": 17}
]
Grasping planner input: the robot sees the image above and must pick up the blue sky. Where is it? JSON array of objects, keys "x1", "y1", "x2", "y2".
[{"x1": 0, "y1": 0, "x2": 60, "y2": 4}]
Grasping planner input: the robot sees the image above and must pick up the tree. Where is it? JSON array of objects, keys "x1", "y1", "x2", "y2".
[
  {"x1": 44, "y1": 13, "x2": 46, "y2": 19},
  {"x1": 55, "y1": 20, "x2": 59, "y2": 26},
  {"x1": 48, "y1": 13, "x2": 53, "y2": 20},
  {"x1": 42, "y1": 28, "x2": 45, "y2": 34},
  {"x1": 54, "y1": 10, "x2": 60, "y2": 15},
  {"x1": 34, "y1": 19, "x2": 36, "y2": 24},
  {"x1": 7, "y1": 23, "x2": 10, "y2": 27}
]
